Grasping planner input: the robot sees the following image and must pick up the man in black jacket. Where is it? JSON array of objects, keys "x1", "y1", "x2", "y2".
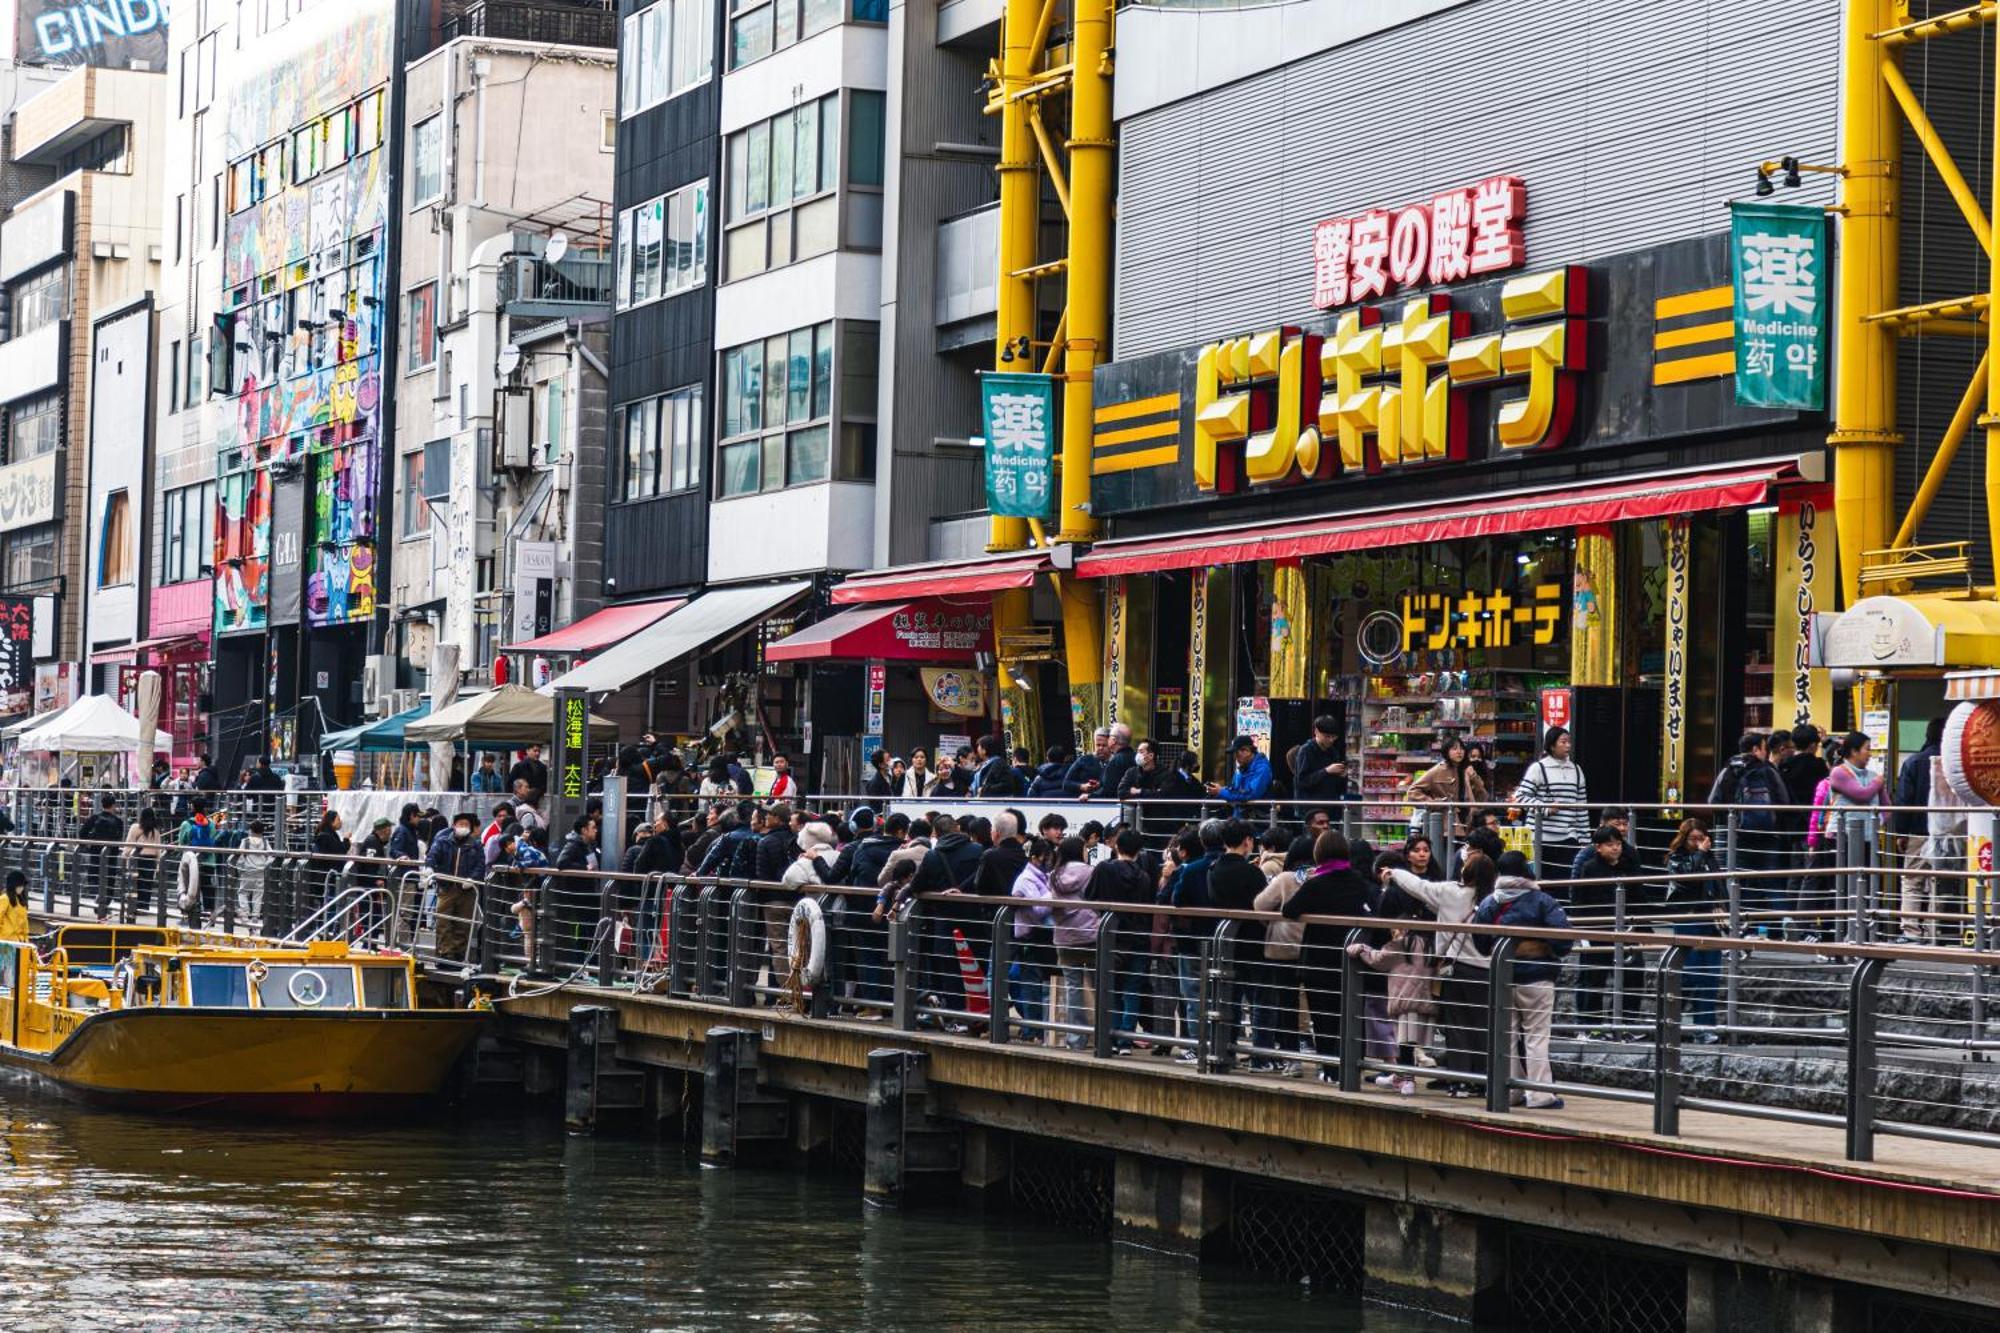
[
  {"x1": 1084, "y1": 827, "x2": 1157, "y2": 1049},
  {"x1": 1062, "y1": 729, "x2": 1111, "y2": 798},
  {"x1": 753, "y1": 803, "x2": 797, "y2": 883},
  {"x1": 79, "y1": 795, "x2": 125, "y2": 920},
  {"x1": 971, "y1": 811, "x2": 1028, "y2": 897},
  {"x1": 508, "y1": 744, "x2": 549, "y2": 799},
  {"x1": 838, "y1": 815, "x2": 903, "y2": 1009},
  {"x1": 1566, "y1": 824, "x2": 1642, "y2": 1033},
  {"x1": 931, "y1": 818, "x2": 984, "y2": 889},
  {"x1": 969, "y1": 735, "x2": 1023, "y2": 798},
  {"x1": 1290, "y1": 715, "x2": 1348, "y2": 819}
]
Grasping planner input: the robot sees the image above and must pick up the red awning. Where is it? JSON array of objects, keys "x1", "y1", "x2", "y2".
[
  {"x1": 505, "y1": 598, "x2": 684, "y2": 654},
  {"x1": 1075, "y1": 462, "x2": 1796, "y2": 578},
  {"x1": 766, "y1": 601, "x2": 994, "y2": 663},
  {"x1": 88, "y1": 635, "x2": 199, "y2": 665},
  {"x1": 830, "y1": 550, "x2": 1050, "y2": 604}
]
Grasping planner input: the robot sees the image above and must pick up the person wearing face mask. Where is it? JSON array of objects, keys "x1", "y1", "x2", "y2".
[{"x1": 427, "y1": 812, "x2": 487, "y2": 965}]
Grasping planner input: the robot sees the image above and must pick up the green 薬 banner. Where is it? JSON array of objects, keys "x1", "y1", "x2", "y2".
[{"x1": 1730, "y1": 201, "x2": 1830, "y2": 411}]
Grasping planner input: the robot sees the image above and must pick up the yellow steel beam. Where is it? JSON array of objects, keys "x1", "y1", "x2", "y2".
[
  {"x1": 1874, "y1": 1, "x2": 1995, "y2": 46},
  {"x1": 1026, "y1": 102, "x2": 1073, "y2": 217},
  {"x1": 1831, "y1": 0, "x2": 1903, "y2": 610},
  {"x1": 1057, "y1": 0, "x2": 1110, "y2": 549},
  {"x1": 1863, "y1": 292, "x2": 1991, "y2": 327},
  {"x1": 1041, "y1": 309, "x2": 1068, "y2": 374},
  {"x1": 1881, "y1": 61, "x2": 1993, "y2": 254},
  {"x1": 1894, "y1": 353, "x2": 1989, "y2": 547},
  {"x1": 988, "y1": 0, "x2": 1040, "y2": 554}
]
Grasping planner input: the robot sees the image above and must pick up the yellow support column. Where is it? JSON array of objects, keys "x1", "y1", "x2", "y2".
[
  {"x1": 1829, "y1": 0, "x2": 1901, "y2": 605},
  {"x1": 1059, "y1": 0, "x2": 1112, "y2": 547},
  {"x1": 988, "y1": 0, "x2": 1038, "y2": 554},
  {"x1": 1988, "y1": 14, "x2": 2000, "y2": 566}
]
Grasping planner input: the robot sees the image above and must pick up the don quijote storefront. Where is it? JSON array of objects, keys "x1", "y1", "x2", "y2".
[{"x1": 1077, "y1": 175, "x2": 1836, "y2": 814}]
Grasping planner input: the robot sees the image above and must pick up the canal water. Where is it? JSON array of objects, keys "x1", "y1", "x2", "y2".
[{"x1": 0, "y1": 1078, "x2": 1450, "y2": 1330}]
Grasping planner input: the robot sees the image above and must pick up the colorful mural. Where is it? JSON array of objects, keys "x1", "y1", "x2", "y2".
[{"x1": 214, "y1": 0, "x2": 392, "y2": 637}]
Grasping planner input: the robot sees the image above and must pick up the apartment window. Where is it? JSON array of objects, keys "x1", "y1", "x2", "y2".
[
  {"x1": 619, "y1": 384, "x2": 702, "y2": 500},
  {"x1": 410, "y1": 115, "x2": 443, "y2": 207},
  {"x1": 7, "y1": 393, "x2": 60, "y2": 463},
  {"x1": 98, "y1": 491, "x2": 134, "y2": 587},
  {"x1": 717, "y1": 322, "x2": 839, "y2": 496},
  {"x1": 4, "y1": 530, "x2": 55, "y2": 589},
  {"x1": 187, "y1": 332, "x2": 207, "y2": 404},
  {"x1": 401, "y1": 451, "x2": 430, "y2": 534},
  {"x1": 173, "y1": 193, "x2": 184, "y2": 263},
  {"x1": 168, "y1": 341, "x2": 182, "y2": 413},
  {"x1": 620, "y1": 0, "x2": 713, "y2": 118},
  {"x1": 723, "y1": 95, "x2": 840, "y2": 279},
  {"x1": 163, "y1": 482, "x2": 217, "y2": 584},
  {"x1": 291, "y1": 124, "x2": 319, "y2": 184},
  {"x1": 729, "y1": 0, "x2": 862, "y2": 70},
  {"x1": 615, "y1": 179, "x2": 709, "y2": 307},
  {"x1": 406, "y1": 284, "x2": 438, "y2": 372},
  {"x1": 356, "y1": 91, "x2": 386, "y2": 154},
  {"x1": 9, "y1": 267, "x2": 66, "y2": 336}
]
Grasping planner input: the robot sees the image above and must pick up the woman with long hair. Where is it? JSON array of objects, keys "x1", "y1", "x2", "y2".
[{"x1": 1663, "y1": 817, "x2": 1725, "y2": 1039}]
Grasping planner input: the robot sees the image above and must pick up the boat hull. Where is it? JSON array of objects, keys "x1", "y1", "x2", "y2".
[{"x1": 0, "y1": 1007, "x2": 488, "y2": 1117}]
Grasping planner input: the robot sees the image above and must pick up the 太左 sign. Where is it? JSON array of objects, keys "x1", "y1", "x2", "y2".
[
  {"x1": 1731, "y1": 201, "x2": 1828, "y2": 411},
  {"x1": 981, "y1": 372, "x2": 1056, "y2": 518}
]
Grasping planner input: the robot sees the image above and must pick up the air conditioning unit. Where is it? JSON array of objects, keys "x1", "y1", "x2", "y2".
[
  {"x1": 362, "y1": 654, "x2": 396, "y2": 718},
  {"x1": 391, "y1": 688, "x2": 422, "y2": 715}
]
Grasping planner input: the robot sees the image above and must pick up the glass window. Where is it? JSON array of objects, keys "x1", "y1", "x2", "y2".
[
  {"x1": 793, "y1": 100, "x2": 819, "y2": 199},
  {"x1": 746, "y1": 122, "x2": 770, "y2": 216},
  {"x1": 259, "y1": 965, "x2": 358, "y2": 1010},
  {"x1": 360, "y1": 965, "x2": 408, "y2": 1008},
  {"x1": 770, "y1": 108, "x2": 794, "y2": 210},
  {"x1": 720, "y1": 441, "x2": 759, "y2": 496},
  {"x1": 410, "y1": 115, "x2": 442, "y2": 206},
  {"x1": 623, "y1": 0, "x2": 714, "y2": 118},
  {"x1": 10, "y1": 267, "x2": 66, "y2": 336},
  {"x1": 787, "y1": 327, "x2": 813, "y2": 423},
  {"x1": 188, "y1": 964, "x2": 252, "y2": 1007},
  {"x1": 406, "y1": 284, "x2": 437, "y2": 371},
  {"x1": 617, "y1": 179, "x2": 709, "y2": 307},
  {"x1": 804, "y1": 0, "x2": 842, "y2": 34},
  {"x1": 99, "y1": 491, "x2": 134, "y2": 586},
  {"x1": 763, "y1": 336, "x2": 787, "y2": 430},
  {"x1": 815, "y1": 320, "x2": 837, "y2": 418},
  {"x1": 731, "y1": 2, "x2": 772, "y2": 68},
  {"x1": 787, "y1": 424, "x2": 829, "y2": 484},
  {"x1": 357, "y1": 90, "x2": 386, "y2": 154},
  {"x1": 544, "y1": 378, "x2": 566, "y2": 460},
  {"x1": 4, "y1": 530, "x2": 55, "y2": 589},
  {"x1": 291, "y1": 124, "x2": 317, "y2": 182},
  {"x1": 849, "y1": 90, "x2": 885, "y2": 187},
  {"x1": 401, "y1": 451, "x2": 429, "y2": 534},
  {"x1": 7, "y1": 393, "x2": 60, "y2": 463}
]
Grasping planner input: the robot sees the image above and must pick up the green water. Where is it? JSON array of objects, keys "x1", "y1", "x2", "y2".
[{"x1": 0, "y1": 1077, "x2": 1451, "y2": 1330}]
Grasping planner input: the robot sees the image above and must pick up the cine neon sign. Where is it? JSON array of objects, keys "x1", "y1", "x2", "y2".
[{"x1": 27, "y1": 0, "x2": 165, "y2": 61}]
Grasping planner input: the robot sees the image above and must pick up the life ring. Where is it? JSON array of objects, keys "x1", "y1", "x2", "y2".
[
  {"x1": 788, "y1": 897, "x2": 827, "y2": 985},
  {"x1": 176, "y1": 852, "x2": 201, "y2": 915},
  {"x1": 248, "y1": 958, "x2": 269, "y2": 986}
]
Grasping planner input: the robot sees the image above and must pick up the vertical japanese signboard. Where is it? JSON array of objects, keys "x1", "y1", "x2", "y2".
[
  {"x1": 1659, "y1": 519, "x2": 1692, "y2": 806},
  {"x1": 0, "y1": 597, "x2": 30, "y2": 714},
  {"x1": 1775, "y1": 488, "x2": 1835, "y2": 730},
  {"x1": 862, "y1": 663, "x2": 886, "y2": 761},
  {"x1": 980, "y1": 372, "x2": 1056, "y2": 518},
  {"x1": 1731, "y1": 201, "x2": 1829, "y2": 410},
  {"x1": 551, "y1": 687, "x2": 589, "y2": 837}
]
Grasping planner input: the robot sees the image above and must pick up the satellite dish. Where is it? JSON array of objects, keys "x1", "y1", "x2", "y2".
[
  {"x1": 497, "y1": 344, "x2": 522, "y2": 378},
  {"x1": 544, "y1": 231, "x2": 569, "y2": 266}
]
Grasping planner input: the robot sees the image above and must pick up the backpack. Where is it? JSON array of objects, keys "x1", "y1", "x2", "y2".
[
  {"x1": 183, "y1": 818, "x2": 215, "y2": 850},
  {"x1": 1736, "y1": 762, "x2": 1780, "y2": 831}
]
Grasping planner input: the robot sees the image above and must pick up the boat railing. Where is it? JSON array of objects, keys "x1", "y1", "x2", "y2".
[{"x1": 281, "y1": 884, "x2": 397, "y2": 947}]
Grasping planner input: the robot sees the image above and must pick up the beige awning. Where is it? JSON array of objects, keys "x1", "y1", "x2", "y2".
[
  {"x1": 403, "y1": 683, "x2": 617, "y2": 744},
  {"x1": 545, "y1": 580, "x2": 811, "y2": 695}
]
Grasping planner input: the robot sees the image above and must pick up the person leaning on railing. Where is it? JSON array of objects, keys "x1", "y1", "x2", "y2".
[
  {"x1": 1281, "y1": 830, "x2": 1374, "y2": 1084},
  {"x1": 426, "y1": 811, "x2": 486, "y2": 965},
  {"x1": 1470, "y1": 851, "x2": 1572, "y2": 1110}
]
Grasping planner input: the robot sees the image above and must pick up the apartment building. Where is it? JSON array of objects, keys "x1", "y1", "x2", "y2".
[
  {"x1": 0, "y1": 65, "x2": 164, "y2": 714},
  {"x1": 391, "y1": 32, "x2": 616, "y2": 694}
]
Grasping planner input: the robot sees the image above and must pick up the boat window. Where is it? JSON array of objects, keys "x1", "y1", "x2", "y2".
[
  {"x1": 258, "y1": 965, "x2": 358, "y2": 1010},
  {"x1": 187, "y1": 963, "x2": 253, "y2": 1008},
  {"x1": 0, "y1": 948, "x2": 15, "y2": 995},
  {"x1": 359, "y1": 966, "x2": 408, "y2": 1009}
]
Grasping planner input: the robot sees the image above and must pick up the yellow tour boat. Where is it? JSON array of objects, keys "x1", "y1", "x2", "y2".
[{"x1": 0, "y1": 925, "x2": 488, "y2": 1116}]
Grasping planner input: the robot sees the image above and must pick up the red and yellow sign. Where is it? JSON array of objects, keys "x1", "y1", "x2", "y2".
[{"x1": 1194, "y1": 266, "x2": 1588, "y2": 494}]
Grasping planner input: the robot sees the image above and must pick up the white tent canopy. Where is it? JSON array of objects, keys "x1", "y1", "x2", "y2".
[
  {"x1": 14, "y1": 695, "x2": 173, "y2": 753},
  {"x1": 0, "y1": 698, "x2": 79, "y2": 740}
]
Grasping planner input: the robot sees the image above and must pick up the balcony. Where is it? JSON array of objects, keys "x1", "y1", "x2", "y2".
[
  {"x1": 500, "y1": 245, "x2": 614, "y2": 320},
  {"x1": 934, "y1": 202, "x2": 998, "y2": 350},
  {"x1": 440, "y1": 0, "x2": 617, "y2": 48}
]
